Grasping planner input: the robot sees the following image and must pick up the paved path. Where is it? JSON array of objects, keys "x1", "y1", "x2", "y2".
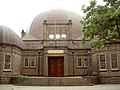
[{"x1": 0, "y1": 84, "x2": 120, "y2": 90}]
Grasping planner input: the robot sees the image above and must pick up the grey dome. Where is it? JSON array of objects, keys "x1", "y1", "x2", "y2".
[
  {"x1": 0, "y1": 25, "x2": 25, "y2": 49},
  {"x1": 27, "y1": 9, "x2": 83, "y2": 40}
]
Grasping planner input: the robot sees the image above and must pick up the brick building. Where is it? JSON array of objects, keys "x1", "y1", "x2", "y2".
[{"x1": 0, "y1": 9, "x2": 120, "y2": 84}]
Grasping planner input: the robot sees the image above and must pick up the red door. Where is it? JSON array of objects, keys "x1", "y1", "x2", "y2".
[{"x1": 48, "y1": 57, "x2": 64, "y2": 77}]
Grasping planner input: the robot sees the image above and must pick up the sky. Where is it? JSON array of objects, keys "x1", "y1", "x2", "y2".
[{"x1": 0, "y1": 0, "x2": 103, "y2": 37}]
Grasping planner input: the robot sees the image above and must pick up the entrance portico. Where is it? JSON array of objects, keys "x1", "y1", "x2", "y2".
[{"x1": 43, "y1": 50, "x2": 69, "y2": 76}]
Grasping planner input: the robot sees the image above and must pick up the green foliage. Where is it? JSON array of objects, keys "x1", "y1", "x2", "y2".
[
  {"x1": 81, "y1": 0, "x2": 120, "y2": 48},
  {"x1": 12, "y1": 75, "x2": 28, "y2": 84},
  {"x1": 16, "y1": 75, "x2": 28, "y2": 82}
]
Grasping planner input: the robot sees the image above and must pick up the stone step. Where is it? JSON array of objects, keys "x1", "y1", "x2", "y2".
[
  {"x1": 12, "y1": 76, "x2": 94, "y2": 86},
  {"x1": 48, "y1": 78, "x2": 61, "y2": 86},
  {"x1": 60, "y1": 77, "x2": 93, "y2": 86}
]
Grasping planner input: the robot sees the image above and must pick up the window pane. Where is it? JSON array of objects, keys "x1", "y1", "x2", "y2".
[
  {"x1": 25, "y1": 59, "x2": 29, "y2": 67},
  {"x1": 84, "y1": 58, "x2": 88, "y2": 67},
  {"x1": 100, "y1": 55, "x2": 106, "y2": 70},
  {"x1": 4, "y1": 55, "x2": 11, "y2": 69},
  {"x1": 111, "y1": 54, "x2": 117, "y2": 69},
  {"x1": 31, "y1": 58, "x2": 36, "y2": 67},
  {"x1": 101, "y1": 62, "x2": 106, "y2": 69},
  {"x1": 100, "y1": 55, "x2": 105, "y2": 60},
  {"x1": 78, "y1": 58, "x2": 82, "y2": 66},
  {"x1": 112, "y1": 62, "x2": 117, "y2": 68},
  {"x1": 56, "y1": 41, "x2": 59, "y2": 46},
  {"x1": 111, "y1": 54, "x2": 117, "y2": 60},
  {"x1": 50, "y1": 42, "x2": 54, "y2": 46}
]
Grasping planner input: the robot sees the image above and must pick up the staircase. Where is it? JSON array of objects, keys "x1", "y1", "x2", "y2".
[{"x1": 12, "y1": 76, "x2": 94, "y2": 86}]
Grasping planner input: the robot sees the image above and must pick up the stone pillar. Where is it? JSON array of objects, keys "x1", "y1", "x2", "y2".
[
  {"x1": 43, "y1": 20, "x2": 47, "y2": 40},
  {"x1": 68, "y1": 20, "x2": 72, "y2": 40},
  {"x1": 87, "y1": 50, "x2": 92, "y2": 76}
]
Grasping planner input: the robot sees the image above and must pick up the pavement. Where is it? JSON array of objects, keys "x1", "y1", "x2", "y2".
[{"x1": 0, "y1": 84, "x2": 120, "y2": 90}]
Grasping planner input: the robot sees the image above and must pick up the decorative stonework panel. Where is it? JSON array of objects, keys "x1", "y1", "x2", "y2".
[{"x1": 46, "y1": 24, "x2": 69, "y2": 40}]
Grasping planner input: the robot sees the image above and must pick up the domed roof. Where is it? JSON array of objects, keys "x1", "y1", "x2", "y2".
[
  {"x1": 26, "y1": 9, "x2": 83, "y2": 40},
  {"x1": 0, "y1": 25, "x2": 25, "y2": 49}
]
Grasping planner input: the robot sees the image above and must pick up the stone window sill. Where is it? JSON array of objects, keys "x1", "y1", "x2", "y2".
[
  {"x1": 3, "y1": 69, "x2": 11, "y2": 72},
  {"x1": 100, "y1": 69, "x2": 107, "y2": 72},
  {"x1": 111, "y1": 69, "x2": 119, "y2": 71}
]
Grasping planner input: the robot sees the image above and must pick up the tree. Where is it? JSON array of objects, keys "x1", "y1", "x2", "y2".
[{"x1": 81, "y1": 0, "x2": 120, "y2": 47}]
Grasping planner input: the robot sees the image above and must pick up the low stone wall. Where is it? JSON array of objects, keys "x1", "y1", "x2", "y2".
[
  {"x1": 99, "y1": 76, "x2": 110, "y2": 84},
  {"x1": 109, "y1": 76, "x2": 120, "y2": 84},
  {"x1": 0, "y1": 77, "x2": 11, "y2": 84},
  {"x1": 11, "y1": 76, "x2": 28, "y2": 85},
  {"x1": 99, "y1": 76, "x2": 120, "y2": 84},
  {"x1": 82, "y1": 76, "x2": 99, "y2": 84}
]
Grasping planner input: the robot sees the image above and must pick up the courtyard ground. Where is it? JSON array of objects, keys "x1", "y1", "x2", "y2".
[{"x1": 0, "y1": 84, "x2": 120, "y2": 90}]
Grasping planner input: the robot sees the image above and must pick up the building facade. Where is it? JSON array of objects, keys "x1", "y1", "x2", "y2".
[{"x1": 0, "y1": 9, "x2": 120, "y2": 84}]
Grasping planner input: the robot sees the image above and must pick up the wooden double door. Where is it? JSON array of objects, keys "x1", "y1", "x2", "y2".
[{"x1": 48, "y1": 57, "x2": 64, "y2": 77}]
